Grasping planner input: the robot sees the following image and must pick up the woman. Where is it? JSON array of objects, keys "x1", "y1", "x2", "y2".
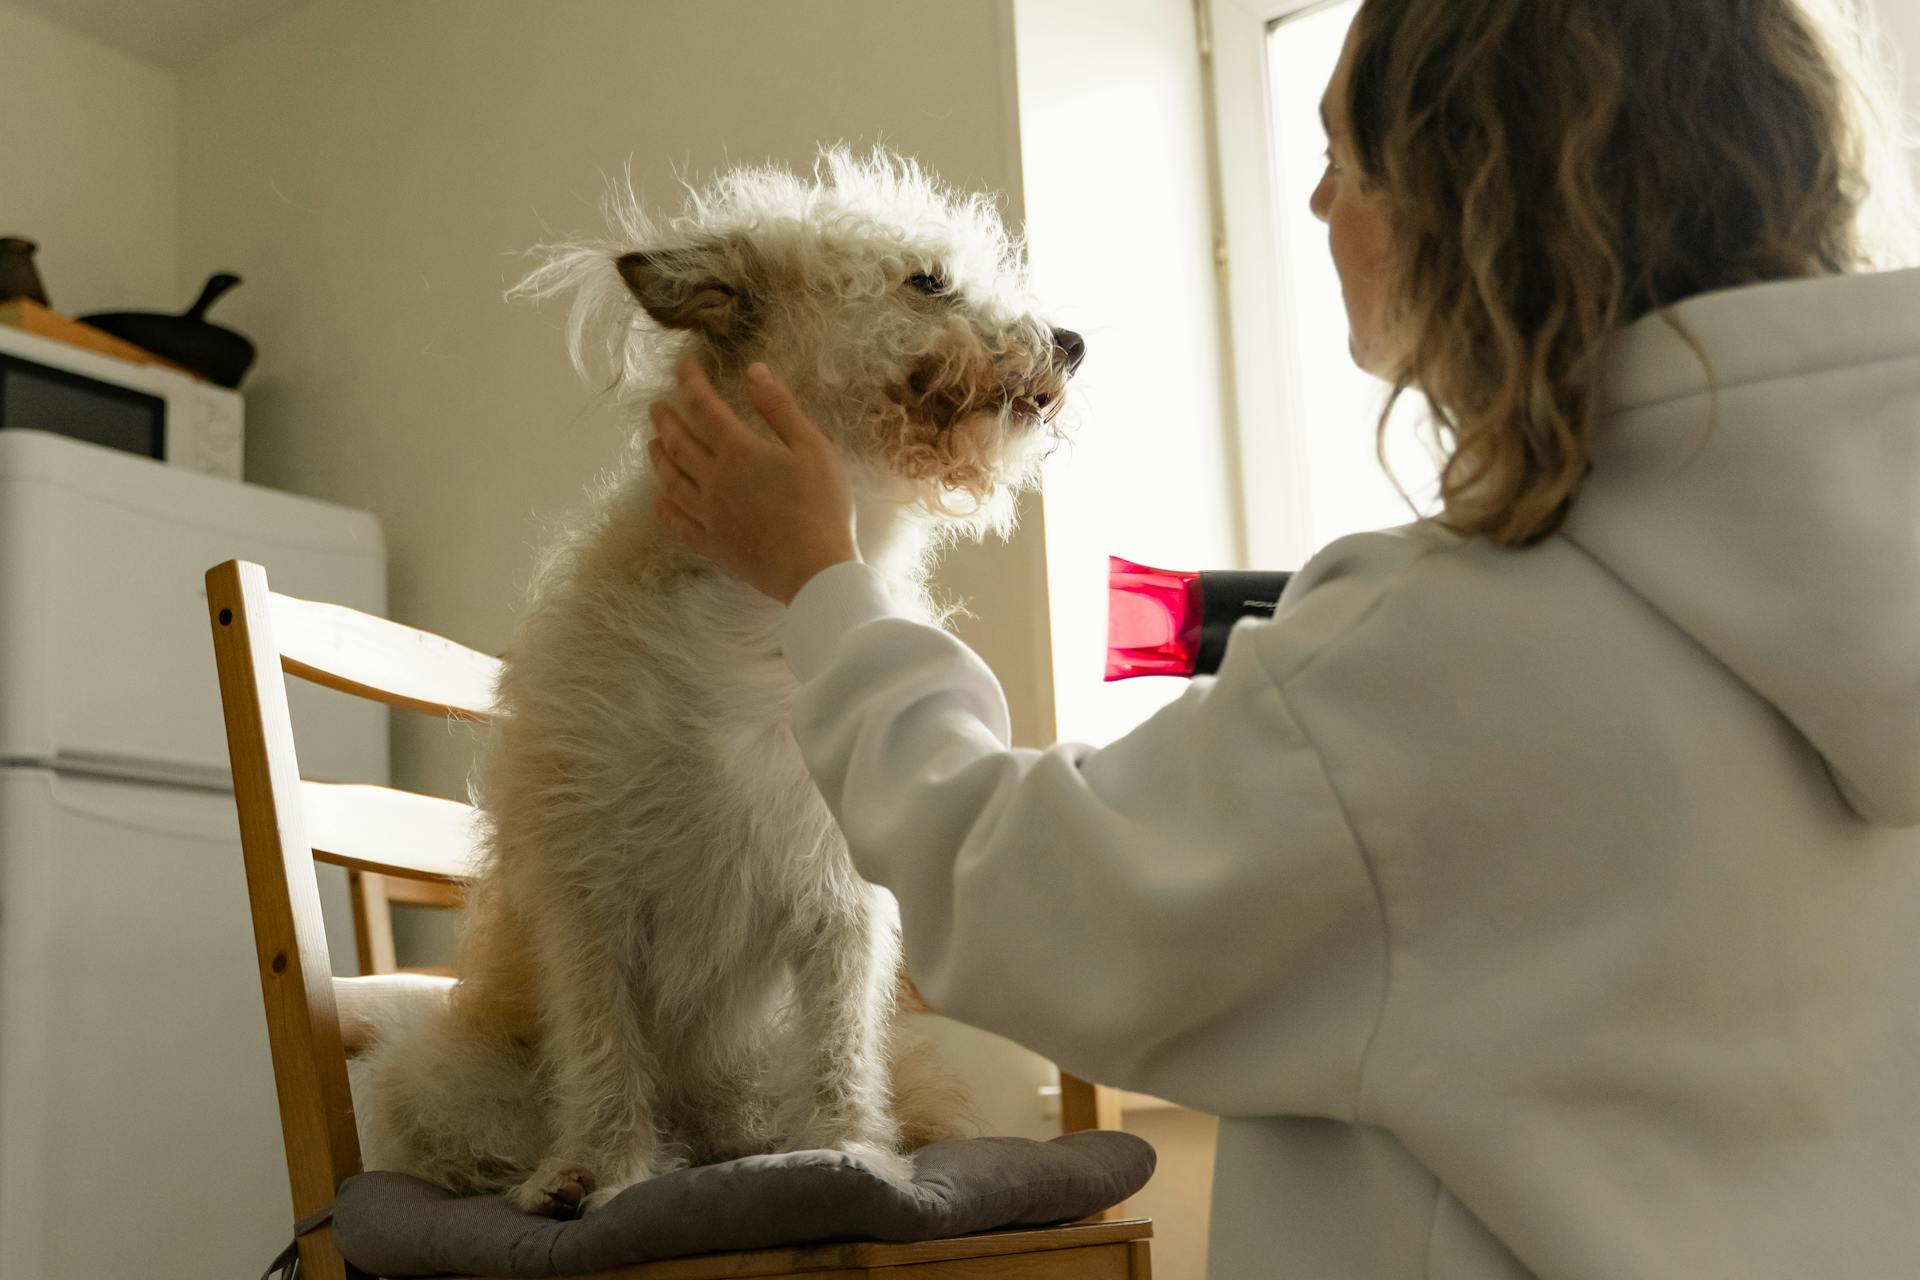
[{"x1": 646, "y1": 0, "x2": 1920, "y2": 1275}]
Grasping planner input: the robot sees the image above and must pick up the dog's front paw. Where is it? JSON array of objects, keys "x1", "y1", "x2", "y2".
[{"x1": 509, "y1": 1161, "x2": 597, "y2": 1217}]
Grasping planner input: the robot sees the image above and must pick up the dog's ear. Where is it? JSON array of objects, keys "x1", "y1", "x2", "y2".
[{"x1": 616, "y1": 241, "x2": 755, "y2": 343}]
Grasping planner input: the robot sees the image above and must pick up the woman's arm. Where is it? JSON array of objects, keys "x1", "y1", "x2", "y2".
[
  {"x1": 785, "y1": 561, "x2": 1386, "y2": 1119},
  {"x1": 652, "y1": 361, "x2": 1388, "y2": 1118}
]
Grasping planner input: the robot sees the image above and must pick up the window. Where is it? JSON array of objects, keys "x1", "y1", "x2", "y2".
[
  {"x1": 1207, "y1": 0, "x2": 1439, "y2": 575},
  {"x1": 1020, "y1": 1, "x2": 1246, "y2": 747},
  {"x1": 1262, "y1": 1, "x2": 1438, "y2": 553}
]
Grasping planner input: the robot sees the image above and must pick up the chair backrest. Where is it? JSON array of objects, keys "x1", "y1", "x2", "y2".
[
  {"x1": 206, "y1": 558, "x2": 500, "y2": 1280},
  {"x1": 349, "y1": 867, "x2": 464, "y2": 975}
]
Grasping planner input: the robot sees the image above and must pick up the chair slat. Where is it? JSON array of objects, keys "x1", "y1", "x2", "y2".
[
  {"x1": 270, "y1": 591, "x2": 500, "y2": 720},
  {"x1": 379, "y1": 874, "x2": 466, "y2": 909},
  {"x1": 302, "y1": 782, "x2": 483, "y2": 882},
  {"x1": 334, "y1": 973, "x2": 456, "y2": 1057}
]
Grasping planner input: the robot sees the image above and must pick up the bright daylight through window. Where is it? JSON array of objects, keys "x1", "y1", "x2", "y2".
[{"x1": 1262, "y1": 0, "x2": 1440, "y2": 557}]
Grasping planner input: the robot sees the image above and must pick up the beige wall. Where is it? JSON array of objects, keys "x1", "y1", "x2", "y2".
[
  {"x1": 0, "y1": 2, "x2": 179, "y2": 315},
  {"x1": 1122, "y1": 1107, "x2": 1221, "y2": 1277},
  {"x1": 176, "y1": 0, "x2": 1052, "y2": 801}
]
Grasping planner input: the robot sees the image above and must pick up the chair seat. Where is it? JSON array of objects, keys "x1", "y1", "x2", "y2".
[{"x1": 330, "y1": 1133, "x2": 1156, "y2": 1279}]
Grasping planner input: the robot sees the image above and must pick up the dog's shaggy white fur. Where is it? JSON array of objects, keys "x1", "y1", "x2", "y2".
[{"x1": 353, "y1": 148, "x2": 1081, "y2": 1215}]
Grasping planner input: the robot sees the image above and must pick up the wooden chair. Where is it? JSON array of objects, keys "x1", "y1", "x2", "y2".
[
  {"x1": 206, "y1": 559, "x2": 1152, "y2": 1280},
  {"x1": 349, "y1": 867, "x2": 461, "y2": 975}
]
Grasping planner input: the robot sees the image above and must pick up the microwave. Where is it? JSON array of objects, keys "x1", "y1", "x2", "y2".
[{"x1": 0, "y1": 322, "x2": 243, "y2": 480}]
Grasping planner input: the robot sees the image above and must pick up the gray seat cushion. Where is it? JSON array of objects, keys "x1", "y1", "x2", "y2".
[{"x1": 330, "y1": 1132, "x2": 1156, "y2": 1277}]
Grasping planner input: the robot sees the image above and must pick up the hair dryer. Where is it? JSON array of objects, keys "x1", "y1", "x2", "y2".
[{"x1": 1106, "y1": 557, "x2": 1293, "y2": 681}]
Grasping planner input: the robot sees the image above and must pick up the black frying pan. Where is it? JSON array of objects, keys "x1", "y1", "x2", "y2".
[{"x1": 82, "y1": 272, "x2": 256, "y2": 389}]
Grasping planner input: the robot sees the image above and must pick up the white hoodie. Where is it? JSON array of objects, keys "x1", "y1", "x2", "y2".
[{"x1": 780, "y1": 267, "x2": 1920, "y2": 1279}]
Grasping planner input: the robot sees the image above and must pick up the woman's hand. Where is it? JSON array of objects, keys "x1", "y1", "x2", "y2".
[{"x1": 647, "y1": 356, "x2": 859, "y2": 605}]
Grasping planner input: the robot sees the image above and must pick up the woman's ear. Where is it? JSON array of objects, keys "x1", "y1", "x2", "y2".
[{"x1": 616, "y1": 238, "x2": 757, "y2": 343}]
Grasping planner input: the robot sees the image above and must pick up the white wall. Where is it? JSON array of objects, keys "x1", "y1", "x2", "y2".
[
  {"x1": 0, "y1": 2, "x2": 179, "y2": 315},
  {"x1": 176, "y1": 0, "x2": 1054, "y2": 803}
]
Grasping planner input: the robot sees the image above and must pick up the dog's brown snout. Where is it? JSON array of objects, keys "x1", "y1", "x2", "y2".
[{"x1": 1051, "y1": 327, "x2": 1086, "y2": 376}]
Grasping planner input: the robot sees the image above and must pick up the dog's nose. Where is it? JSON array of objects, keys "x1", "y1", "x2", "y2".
[{"x1": 1052, "y1": 327, "x2": 1086, "y2": 376}]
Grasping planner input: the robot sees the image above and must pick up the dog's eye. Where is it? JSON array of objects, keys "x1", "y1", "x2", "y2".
[{"x1": 904, "y1": 272, "x2": 948, "y2": 296}]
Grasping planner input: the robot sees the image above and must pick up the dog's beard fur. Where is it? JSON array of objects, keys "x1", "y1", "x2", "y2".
[{"x1": 351, "y1": 149, "x2": 1074, "y2": 1215}]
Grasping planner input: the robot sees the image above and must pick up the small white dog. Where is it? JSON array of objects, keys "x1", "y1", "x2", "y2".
[{"x1": 354, "y1": 149, "x2": 1084, "y2": 1216}]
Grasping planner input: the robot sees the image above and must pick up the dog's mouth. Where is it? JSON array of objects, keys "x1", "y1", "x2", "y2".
[
  {"x1": 901, "y1": 363, "x2": 1069, "y2": 432},
  {"x1": 1011, "y1": 381, "x2": 1068, "y2": 427},
  {"x1": 871, "y1": 357, "x2": 1071, "y2": 515}
]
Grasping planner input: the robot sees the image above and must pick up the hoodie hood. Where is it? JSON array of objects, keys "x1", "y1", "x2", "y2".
[{"x1": 1563, "y1": 267, "x2": 1920, "y2": 827}]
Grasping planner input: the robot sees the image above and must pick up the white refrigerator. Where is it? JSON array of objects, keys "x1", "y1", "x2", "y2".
[{"x1": 0, "y1": 428, "x2": 389, "y2": 1279}]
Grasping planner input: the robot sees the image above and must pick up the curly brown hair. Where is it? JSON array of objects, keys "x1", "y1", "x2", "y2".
[{"x1": 1345, "y1": 0, "x2": 1917, "y2": 546}]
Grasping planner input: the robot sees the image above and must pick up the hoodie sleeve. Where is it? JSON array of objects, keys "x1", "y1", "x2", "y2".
[{"x1": 783, "y1": 560, "x2": 1388, "y2": 1121}]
